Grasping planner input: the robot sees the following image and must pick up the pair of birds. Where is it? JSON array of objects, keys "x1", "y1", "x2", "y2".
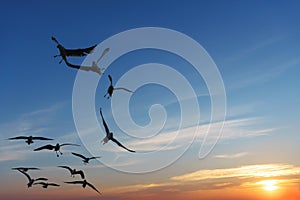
[
  {"x1": 12, "y1": 167, "x2": 101, "y2": 194},
  {"x1": 52, "y1": 36, "x2": 133, "y2": 99}
]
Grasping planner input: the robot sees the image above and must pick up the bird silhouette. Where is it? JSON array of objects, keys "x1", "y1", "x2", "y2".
[
  {"x1": 34, "y1": 143, "x2": 80, "y2": 157},
  {"x1": 12, "y1": 167, "x2": 40, "y2": 172},
  {"x1": 51, "y1": 36, "x2": 96, "y2": 63},
  {"x1": 104, "y1": 75, "x2": 133, "y2": 99},
  {"x1": 58, "y1": 166, "x2": 85, "y2": 179},
  {"x1": 15, "y1": 169, "x2": 48, "y2": 188},
  {"x1": 100, "y1": 108, "x2": 135, "y2": 152},
  {"x1": 64, "y1": 179, "x2": 101, "y2": 195},
  {"x1": 8, "y1": 136, "x2": 53, "y2": 145},
  {"x1": 34, "y1": 182, "x2": 60, "y2": 188},
  {"x1": 71, "y1": 152, "x2": 101, "y2": 164}
]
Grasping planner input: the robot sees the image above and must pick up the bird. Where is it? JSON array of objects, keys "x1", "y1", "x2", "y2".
[
  {"x1": 99, "y1": 108, "x2": 135, "y2": 152},
  {"x1": 64, "y1": 179, "x2": 101, "y2": 195},
  {"x1": 34, "y1": 182, "x2": 60, "y2": 188},
  {"x1": 12, "y1": 167, "x2": 40, "y2": 172},
  {"x1": 15, "y1": 169, "x2": 48, "y2": 188},
  {"x1": 8, "y1": 136, "x2": 53, "y2": 145},
  {"x1": 34, "y1": 143, "x2": 80, "y2": 157},
  {"x1": 71, "y1": 152, "x2": 101, "y2": 164},
  {"x1": 104, "y1": 75, "x2": 133, "y2": 99},
  {"x1": 58, "y1": 166, "x2": 85, "y2": 179},
  {"x1": 51, "y1": 36, "x2": 96, "y2": 64}
]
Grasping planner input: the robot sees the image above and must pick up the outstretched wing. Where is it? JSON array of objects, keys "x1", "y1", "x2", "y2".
[
  {"x1": 60, "y1": 143, "x2": 80, "y2": 147},
  {"x1": 99, "y1": 108, "x2": 110, "y2": 136},
  {"x1": 90, "y1": 156, "x2": 101, "y2": 160},
  {"x1": 64, "y1": 181, "x2": 84, "y2": 185},
  {"x1": 97, "y1": 48, "x2": 110, "y2": 63},
  {"x1": 71, "y1": 152, "x2": 86, "y2": 160},
  {"x1": 113, "y1": 87, "x2": 133, "y2": 93},
  {"x1": 65, "y1": 45, "x2": 96, "y2": 57},
  {"x1": 51, "y1": 36, "x2": 59, "y2": 45},
  {"x1": 58, "y1": 166, "x2": 73, "y2": 173},
  {"x1": 18, "y1": 170, "x2": 32, "y2": 182},
  {"x1": 34, "y1": 144, "x2": 55, "y2": 151},
  {"x1": 12, "y1": 167, "x2": 40, "y2": 171},
  {"x1": 76, "y1": 170, "x2": 85, "y2": 179},
  {"x1": 111, "y1": 138, "x2": 135, "y2": 153},
  {"x1": 108, "y1": 75, "x2": 113, "y2": 85},
  {"x1": 8, "y1": 136, "x2": 28, "y2": 140},
  {"x1": 35, "y1": 177, "x2": 48, "y2": 181},
  {"x1": 32, "y1": 137, "x2": 53, "y2": 141},
  {"x1": 86, "y1": 182, "x2": 102, "y2": 194},
  {"x1": 48, "y1": 183, "x2": 60, "y2": 187}
]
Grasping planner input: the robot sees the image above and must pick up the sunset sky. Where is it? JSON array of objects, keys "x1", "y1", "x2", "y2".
[{"x1": 1, "y1": 0, "x2": 300, "y2": 200}]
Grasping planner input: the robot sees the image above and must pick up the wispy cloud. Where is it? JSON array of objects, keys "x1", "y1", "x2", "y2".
[{"x1": 213, "y1": 152, "x2": 248, "y2": 159}]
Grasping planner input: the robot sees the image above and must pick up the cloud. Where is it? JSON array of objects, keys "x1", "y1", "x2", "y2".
[{"x1": 213, "y1": 152, "x2": 248, "y2": 159}]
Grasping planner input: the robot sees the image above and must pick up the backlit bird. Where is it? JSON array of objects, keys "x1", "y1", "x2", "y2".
[
  {"x1": 64, "y1": 179, "x2": 101, "y2": 195},
  {"x1": 58, "y1": 166, "x2": 85, "y2": 179},
  {"x1": 34, "y1": 143, "x2": 80, "y2": 157},
  {"x1": 100, "y1": 108, "x2": 135, "y2": 153},
  {"x1": 71, "y1": 152, "x2": 101, "y2": 164},
  {"x1": 8, "y1": 136, "x2": 53, "y2": 145},
  {"x1": 15, "y1": 169, "x2": 48, "y2": 188}
]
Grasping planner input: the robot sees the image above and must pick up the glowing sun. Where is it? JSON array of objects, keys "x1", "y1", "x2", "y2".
[{"x1": 258, "y1": 180, "x2": 279, "y2": 191}]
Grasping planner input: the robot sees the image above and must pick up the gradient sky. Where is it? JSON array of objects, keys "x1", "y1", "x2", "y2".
[{"x1": 1, "y1": 0, "x2": 300, "y2": 199}]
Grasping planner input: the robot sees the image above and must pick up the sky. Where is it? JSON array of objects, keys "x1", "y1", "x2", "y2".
[{"x1": 0, "y1": 0, "x2": 300, "y2": 199}]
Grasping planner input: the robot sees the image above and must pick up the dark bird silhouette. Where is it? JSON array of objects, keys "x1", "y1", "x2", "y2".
[
  {"x1": 64, "y1": 180, "x2": 101, "y2": 195},
  {"x1": 100, "y1": 108, "x2": 135, "y2": 153},
  {"x1": 34, "y1": 182, "x2": 60, "y2": 188},
  {"x1": 104, "y1": 75, "x2": 133, "y2": 99},
  {"x1": 58, "y1": 166, "x2": 85, "y2": 179},
  {"x1": 51, "y1": 36, "x2": 96, "y2": 63},
  {"x1": 34, "y1": 143, "x2": 80, "y2": 157},
  {"x1": 16, "y1": 169, "x2": 48, "y2": 188},
  {"x1": 8, "y1": 136, "x2": 53, "y2": 145},
  {"x1": 71, "y1": 152, "x2": 101, "y2": 164},
  {"x1": 12, "y1": 167, "x2": 40, "y2": 172}
]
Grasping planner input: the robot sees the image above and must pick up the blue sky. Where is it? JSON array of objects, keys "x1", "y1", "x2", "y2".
[{"x1": 1, "y1": 0, "x2": 300, "y2": 199}]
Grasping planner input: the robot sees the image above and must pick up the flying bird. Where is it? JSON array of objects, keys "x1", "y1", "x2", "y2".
[
  {"x1": 71, "y1": 152, "x2": 101, "y2": 164},
  {"x1": 100, "y1": 108, "x2": 135, "y2": 153},
  {"x1": 58, "y1": 166, "x2": 85, "y2": 179},
  {"x1": 8, "y1": 136, "x2": 53, "y2": 145},
  {"x1": 34, "y1": 182, "x2": 60, "y2": 188},
  {"x1": 12, "y1": 167, "x2": 40, "y2": 172},
  {"x1": 104, "y1": 75, "x2": 133, "y2": 99},
  {"x1": 15, "y1": 169, "x2": 48, "y2": 188},
  {"x1": 51, "y1": 36, "x2": 96, "y2": 64},
  {"x1": 34, "y1": 143, "x2": 80, "y2": 157},
  {"x1": 64, "y1": 180, "x2": 101, "y2": 195}
]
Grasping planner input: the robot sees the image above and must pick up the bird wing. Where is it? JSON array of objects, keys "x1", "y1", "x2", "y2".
[
  {"x1": 58, "y1": 166, "x2": 73, "y2": 173},
  {"x1": 8, "y1": 136, "x2": 28, "y2": 140},
  {"x1": 35, "y1": 178, "x2": 48, "y2": 181},
  {"x1": 51, "y1": 36, "x2": 59, "y2": 45},
  {"x1": 76, "y1": 170, "x2": 85, "y2": 179},
  {"x1": 113, "y1": 87, "x2": 133, "y2": 93},
  {"x1": 71, "y1": 152, "x2": 86, "y2": 159},
  {"x1": 90, "y1": 156, "x2": 101, "y2": 160},
  {"x1": 99, "y1": 108, "x2": 110, "y2": 136},
  {"x1": 108, "y1": 75, "x2": 113, "y2": 84},
  {"x1": 19, "y1": 170, "x2": 32, "y2": 182},
  {"x1": 65, "y1": 45, "x2": 96, "y2": 57},
  {"x1": 32, "y1": 137, "x2": 53, "y2": 140},
  {"x1": 33, "y1": 182, "x2": 45, "y2": 186},
  {"x1": 48, "y1": 183, "x2": 60, "y2": 187},
  {"x1": 64, "y1": 181, "x2": 83, "y2": 185},
  {"x1": 111, "y1": 138, "x2": 135, "y2": 153},
  {"x1": 60, "y1": 143, "x2": 80, "y2": 147},
  {"x1": 97, "y1": 48, "x2": 110, "y2": 63},
  {"x1": 34, "y1": 144, "x2": 55, "y2": 151},
  {"x1": 86, "y1": 182, "x2": 102, "y2": 194}
]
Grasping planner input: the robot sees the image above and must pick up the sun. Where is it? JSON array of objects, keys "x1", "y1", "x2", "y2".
[{"x1": 257, "y1": 180, "x2": 279, "y2": 191}]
